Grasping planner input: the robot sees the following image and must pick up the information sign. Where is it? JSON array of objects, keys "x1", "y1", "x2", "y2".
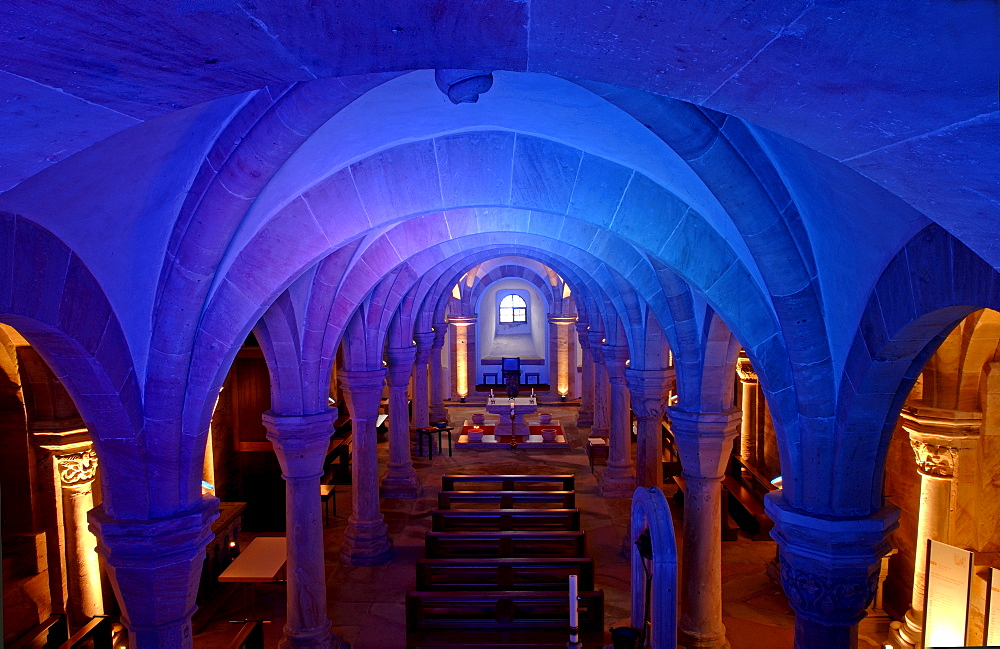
[{"x1": 921, "y1": 539, "x2": 973, "y2": 649}]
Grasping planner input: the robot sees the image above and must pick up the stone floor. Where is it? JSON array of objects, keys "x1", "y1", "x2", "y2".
[{"x1": 195, "y1": 401, "x2": 810, "y2": 648}]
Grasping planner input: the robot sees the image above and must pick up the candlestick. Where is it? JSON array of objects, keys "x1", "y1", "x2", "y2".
[{"x1": 569, "y1": 574, "x2": 578, "y2": 628}]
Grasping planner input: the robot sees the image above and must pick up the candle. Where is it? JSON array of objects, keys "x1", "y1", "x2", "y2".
[{"x1": 569, "y1": 574, "x2": 578, "y2": 629}]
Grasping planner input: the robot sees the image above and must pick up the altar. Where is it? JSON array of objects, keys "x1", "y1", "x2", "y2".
[{"x1": 485, "y1": 397, "x2": 538, "y2": 437}]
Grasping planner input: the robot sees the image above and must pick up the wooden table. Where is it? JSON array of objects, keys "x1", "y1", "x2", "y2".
[
  {"x1": 320, "y1": 484, "x2": 337, "y2": 523},
  {"x1": 417, "y1": 426, "x2": 454, "y2": 459},
  {"x1": 219, "y1": 536, "x2": 287, "y2": 617}
]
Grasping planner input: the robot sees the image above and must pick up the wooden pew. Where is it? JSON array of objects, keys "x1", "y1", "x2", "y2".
[
  {"x1": 437, "y1": 490, "x2": 575, "y2": 510},
  {"x1": 432, "y1": 509, "x2": 581, "y2": 532},
  {"x1": 722, "y1": 474, "x2": 774, "y2": 540},
  {"x1": 416, "y1": 557, "x2": 594, "y2": 591},
  {"x1": 406, "y1": 590, "x2": 604, "y2": 649},
  {"x1": 424, "y1": 531, "x2": 587, "y2": 559},
  {"x1": 441, "y1": 474, "x2": 575, "y2": 491}
]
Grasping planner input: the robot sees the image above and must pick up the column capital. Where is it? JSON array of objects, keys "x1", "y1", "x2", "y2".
[
  {"x1": 625, "y1": 368, "x2": 671, "y2": 422},
  {"x1": 765, "y1": 493, "x2": 899, "y2": 626},
  {"x1": 575, "y1": 321, "x2": 591, "y2": 335},
  {"x1": 414, "y1": 331, "x2": 436, "y2": 351},
  {"x1": 902, "y1": 406, "x2": 980, "y2": 478},
  {"x1": 89, "y1": 498, "x2": 220, "y2": 641},
  {"x1": 586, "y1": 330, "x2": 606, "y2": 351},
  {"x1": 57, "y1": 449, "x2": 99, "y2": 488},
  {"x1": 548, "y1": 314, "x2": 578, "y2": 325},
  {"x1": 432, "y1": 322, "x2": 448, "y2": 348},
  {"x1": 339, "y1": 368, "x2": 387, "y2": 420},
  {"x1": 736, "y1": 355, "x2": 757, "y2": 383},
  {"x1": 668, "y1": 408, "x2": 741, "y2": 480},
  {"x1": 447, "y1": 314, "x2": 477, "y2": 327},
  {"x1": 385, "y1": 346, "x2": 417, "y2": 387},
  {"x1": 263, "y1": 410, "x2": 335, "y2": 478},
  {"x1": 601, "y1": 344, "x2": 630, "y2": 378}
]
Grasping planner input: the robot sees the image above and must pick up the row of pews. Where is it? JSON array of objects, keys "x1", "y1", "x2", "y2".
[{"x1": 406, "y1": 474, "x2": 605, "y2": 649}]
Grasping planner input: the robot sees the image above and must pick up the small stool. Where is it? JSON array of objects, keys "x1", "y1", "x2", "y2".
[
  {"x1": 320, "y1": 484, "x2": 336, "y2": 523},
  {"x1": 417, "y1": 427, "x2": 441, "y2": 460},
  {"x1": 587, "y1": 437, "x2": 609, "y2": 473}
]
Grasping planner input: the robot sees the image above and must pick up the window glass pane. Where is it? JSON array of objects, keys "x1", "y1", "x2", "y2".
[
  {"x1": 500, "y1": 308, "x2": 513, "y2": 323},
  {"x1": 513, "y1": 308, "x2": 526, "y2": 322}
]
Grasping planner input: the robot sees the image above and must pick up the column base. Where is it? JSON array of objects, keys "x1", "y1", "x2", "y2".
[
  {"x1": 599, "y1": 464, "x2": 636, "y2": 497},
  {"x1": 430, "y1": 407, "x2": 448, "y2": 424},
  {"x1": 678, "y1": 629, "x2": 730, "y2": 649},
  {"x1": 340, "y1": 519, "x2": 392, "y2": 565},
  {"x1": 887, "y1": 609, "x2": 921, "y2": 648},
  {"x1": 576, "y1": 407, "x2": 594, "y2": 428},
  {"x1": 380, "y1": 469, "x2": 419, "y2": 498},
  {"x1": 280, "y1": 621, "x2": 350, "y2": 649},
  {"x1": 589, "y1": 426, "x2": 609, "y2": 439}
]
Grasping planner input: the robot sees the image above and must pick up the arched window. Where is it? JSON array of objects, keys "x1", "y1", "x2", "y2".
[{"x1": 499, "y1": 294, "x2": 527, "y2": 323}]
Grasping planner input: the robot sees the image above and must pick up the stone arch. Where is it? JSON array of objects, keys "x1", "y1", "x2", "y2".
[
  {"x1": 630, "y1": 486, "x2": 678, "y2": 649},
  {"x1": 0, "y1": 212, "x2": 145, "y2": 518},
  {"x1": 836, "y1": 223, "x2": 1000, "y2": 517}
]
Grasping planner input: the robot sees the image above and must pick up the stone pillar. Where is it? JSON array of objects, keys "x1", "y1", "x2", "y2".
[
  {"x1": 413, "y1": 332, "x2": 435, "y2": 429},
  {"x1": 263, "y1": 410, "x2": 346, "y2": 649},
  {"x1": 600, "y1": 344, "x2": 635, "y2": 497},
  {"x1": 889, "y1": 406, "x2": 980, "y2": 649},
  {"x1": 766, "y1": 494, "x2": 899, "y2": 649},
  {"x1": 89, "y1": 499, "x2": 219, "y2": 648},
  {"x1": 382, "y1": 346, "x2": 419, "y2": 498},
  {"x1": 339, "y1": 368, "x2": 392, "y2": 565},
  {"x1": 430, "y1": 324, "x2": 448, "y2": 423},
  {"x1": 736, "y1": 354, "x2": 758, "y2": 464},
  {"x1": 626, "y1": 368, "x2": 671, "y2": 489},
  {"x1": 549, "y1": 315, "x2": 578, "y2": 399},
  {"x1": 56, "y1": 450, "x2": 103, "y2": 625},
  {"x1": 448, "y1": 315, "x2": 477, "y2": 401},
  {"x1": 576, "y1": 324, "x2": 594, "y2": 427},
  {"x1": 669, "y1": 408, "x2": 741, "y2": 649},
  {"x1": 35, "y1": 429, "x2": 104, "y2": 627},
  {"x1": 588, "y1": 332, "x2": 610, "y2": 438}
]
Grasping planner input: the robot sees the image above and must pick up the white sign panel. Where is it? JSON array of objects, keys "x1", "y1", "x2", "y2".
[
  {"x1": 921, "y1": 539, "x2": 972, "y2": 649},
  {"x1": 986, "y1": 568, "x2": 1000, "y2": 646}
]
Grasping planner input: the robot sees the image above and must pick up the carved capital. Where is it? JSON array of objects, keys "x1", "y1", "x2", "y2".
[
  {"x1": 909, "y1": 439, "x2": 958, "y2": 477},
  {"x1": 57, "y1": 450, "x2": 98, "y2": 487},
  {"x1": 431, "y1": 324, "x2": 448, "y2": 349},
  {"x1": 778, "y1": 555, "x2": 879, "y2": 626},
  {"x1": 736, "y1": 356, "x2": 757, "y2": 383},
  {"x1": 626, "y1": 368, "x2": 671, "y2": 422}
]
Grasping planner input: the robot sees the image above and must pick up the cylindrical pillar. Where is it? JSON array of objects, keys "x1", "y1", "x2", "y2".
[
  {"x1": 413, "y1": 332, "x2": 435, "y2": 429},
  {"x1": 766, "y1": 493, "x2": 899, "y2": 649},
  {"x1": 448, "y1": 315, "x2": 477, "y2": 402},
  {"x1": 576, "y1": 324, "x2": 594, "y2": 427},
  {"x1": 588, "y1": 332, "x2": 610, "y2": 439},
  {"x1": 263, "y1": 410, "x2": 346, "y2": 648},
  {"x1": 56, "y1": 450, "x2": 103, "y2": 625},
  {"x1": 89, "y1": 499, "x2": 220, "y2": 649},
  {"x1": 339, "y1": 368, "x2": 392, "y2": 565},
  {"x1": 549, "y1": 315, "x2": 578, "y2": 399},
  {"x1": 600, "y1": 344, "x2": 635, "y2": 497},
  {"x1": 890, "y1": 406, "x2": 980, "y2": 649},
  {"x1": 626, "y1": 368, "x2": 671, "y2": 489},
  {"x1": 430, "y1": 324, "x2": 448, "y2": 422},
  {"x1": 736, "y1": 354, "x2": 758, "y2": 464},
  {"x1": 382, "y1": 346, "x2": 419, "y2": 497},
  {"x1": 669, "y1": 408, "x2": 741, "y2": 648}
]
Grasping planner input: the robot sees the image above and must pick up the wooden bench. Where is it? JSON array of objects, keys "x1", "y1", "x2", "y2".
[
  {"x1": 432, "y1": 509, "x2": 581, "y2": 532},
  {"x1": 416, "y1": 558, "x2": 594, "y2": 591},
  {"x1": 441, "y1": 474, "x2": 575, "y2": 491},
  {"x1": 722, "y1": 474, "x2": 773, "y2": 540},
  {"x1": 437, "y1": 490, "x2": 575, "y2": 510},
  {"x1": 406, "y1": 590, "x2": 604, "y2": 649},
  {"x1": 424, "y1": 531, "x2": 587, "y2": 559}
]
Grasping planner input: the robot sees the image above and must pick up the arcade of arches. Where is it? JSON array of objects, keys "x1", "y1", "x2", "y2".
[{"x1": 0, "y1": 4, "x2": 997, "y2": 649}]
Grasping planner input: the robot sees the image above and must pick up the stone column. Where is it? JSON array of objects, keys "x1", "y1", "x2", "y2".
[
  {"x1": 339, "y1": 368, "x2": 392, "y2": 565},
  {"x1": 669, "y1": 408, "x2": 741, "y2": 649},
  {"x1": 263, "y1": 410, "x2": 346, "y2": 649},
  {"x1": 600, "y1": 344, "x2": 635, "y2": 497},
  {"x1": 889, "y1": 406, "x2": 980, "y2": 649},
  {"x1": 588, "y1": 332, "x2": 610, "y2": 438},
  {"x1": 448, "y1": 315, "x2": 477, "y2": 402},
  {"x1": 767, "y1": 494, "x2": 899, "y2": 649},
  {"x1": 382, "y1": 346, "x2": 419, "y2": 497},
  {"x1": 430, "y1": 324, "x2": 448, "y2": 423},
  {"x1": 576, "y1": 324, "x2": 594, "y2": 427},
  {"x1": 413, "y1": 332, "x2": 435, "y2": 429},
  {"x1": 626, "y1": 368, "x2": 671, "y2": 489},
  {"x1": 89, "y1": 499, "x2": 219, "y2": 648},
  {"x1": 35, "y1": 429, "x2": 104, "y2": 626},
  {"x1": 736, "y1": 354, "x2": 758, "y2": 464},
  {"x1": 549, "y1": 315, "x2": 578, "y2": 399}
]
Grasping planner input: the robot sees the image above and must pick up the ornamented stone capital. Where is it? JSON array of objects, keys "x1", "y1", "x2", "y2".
[
  {"x1": 909, "y1": 439, "x2": 958, "y2": 477},
  {"x1": 431, "y1": 323, "x2": 448, "y2": 348},
  {"x1": 625, "y1": 368, "x2": 671, "y2": 422},
  {"x1": 668, "y1": 408, "x2": 740, "y2": 480},
  {"x1": 413, "y1": 332, "x2": 435, "y2": 361},
  {"x1": 765, "y1": 493, "x2": 899, "y2": 626},
  {"x1": 736, "y1": 356, "x2": 757, "y2": 383},
  {"x1": 385, "y1": 346, "x2": 417, "y2": 386},
  {"x1": 339, "y1": 368, "x2": 387, "y2": 419},
  {"x1": 57, "y1": 449, "x2": 99, "y2": 487},
  {"x1": 602, "y1": 344, "x2": 630, "y2": 377},
  {"x1": 263, "y1": 410, "x2": 336, "y2": 478}
]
